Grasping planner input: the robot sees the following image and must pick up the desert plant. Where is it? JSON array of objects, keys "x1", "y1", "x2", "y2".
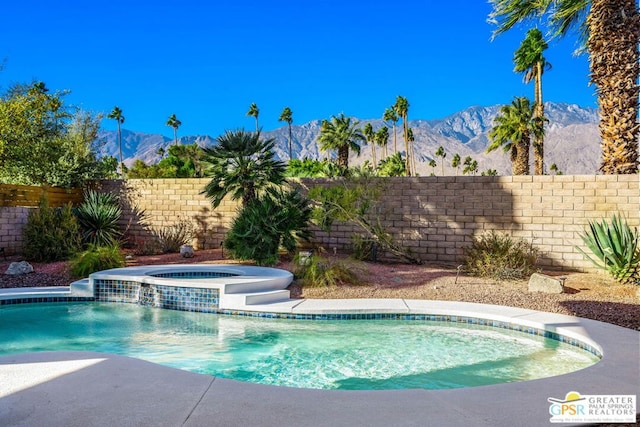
[
  {"x1": 463, "y1": 231, "x2": 539, "y2": 280},
  {"x1": 74, "y1": 189, "x2": 122, "y2": 247},
  {"x1": 23, "y1": 198, "x2": 82, "y2": 262},
  {"x1": 577, "y1": 214, "x2": 640, "y2": 284},
  {"x1": 70, "y1": 245, "x2": 125, "y2": 278},
  {"x1": 155, "y1": 218, "x2": 195, "y2": 253},
  {"x1": 224, "y1": 187, "x2": 312, "y2": 266},
  {"x1": 293, "y1": 253, "x2": 359, "y2": 287}
]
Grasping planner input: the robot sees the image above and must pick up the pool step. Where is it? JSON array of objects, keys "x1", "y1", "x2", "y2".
[
  {"x1": 223, "y1": 280, "x2": 288, "y2": 295},
  {"x1": 221, "y1": 289, "x2": 291, "y2": 309},
  {"x1": 70, "y1": 278, "x2": 93, "y2": 297}
]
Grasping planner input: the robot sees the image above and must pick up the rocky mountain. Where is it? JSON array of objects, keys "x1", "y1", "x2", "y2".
[{"x1": 98, "y1": 102, "x2": 601, "y2": 175}]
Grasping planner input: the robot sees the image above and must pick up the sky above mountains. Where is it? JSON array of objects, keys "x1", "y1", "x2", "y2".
[{"x1": 1, "y1": 0, "x2": 593, "y2": 139}]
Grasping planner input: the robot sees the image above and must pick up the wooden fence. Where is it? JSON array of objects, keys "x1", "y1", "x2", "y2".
[{"x1": 0, "y1": 184, "x2": 84, "y2": 207}]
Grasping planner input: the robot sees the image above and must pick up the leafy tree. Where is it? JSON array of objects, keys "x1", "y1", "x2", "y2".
[
  {"x1": 201, "y1": 130, "x2": 286, "y2": 208},
  {"x1": 435, "y1": 146, "x2": 446, "y2": 175},
  {"x1": 278, "y1": 106, "x2": 294, "y2": 160},
  {"x1": 166, "y1": 113, "x2": 182, "y2": 146},
  {"x1": 362, "y1": 123, "x2": 377, "y2": 166},
  {"x1": 394, "y1": 96, "x2": 411, "y2": 175},
  {"x1": 376, "y1": 152, "x2": 406, "y2": 177},
  {"x1": 383, "y1": 107, "x2": 399, "y2": 154},
  {"x1": 482, "y1": 169, "x2": 498, "y2": 176},
  {"x1": 487, "y1": 97, "x2": 541, "y2": 175},
  {"x1": 108, "y1": 106, "x2": 125, "y2": 177},
  {"x1": 286, "y1": 158, "x2": 344, "y2": 178},
  {"x1": 246, "y1": 102, "x2": 260, "y2": 132},
  {"x1": 489, "y1": 0, "x2": 639, "y2": 174},
  {"x1": 451, "y1": 153, "x2": 461, "y2": 175},
  {"x1": 514, "y1": 28, "x2": 551, "y2": 175},
  {"x1": 318, "y1": 113, "x2": 365, "y2": 172}
]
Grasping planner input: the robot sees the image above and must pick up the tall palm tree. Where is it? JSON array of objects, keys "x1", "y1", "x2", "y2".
[
  {"x1": 201, "y1": 130, "x2": 286, "y2": 208},
  {"x1": 107, "y1": 106, "x2": 125, "y2": 177},
  {"x1": 375, "y1": 126, "x2": 390, "y2": 160},
  {"x1": 246, "y1": 103, "x2": 260, "y2": 132},
  {"x1": 407, "y1": 127, "x2": 417, "y2": 175},
  {"x1": 278, "y1": 106, "x2": 294, "y2": 160},
  {"x1": 435, "y1": 146, "x2": 447, "y2": 175},
  {"x1": 514, "y1": 28, "x2": 551, "y2": 175},
  {"x1": 394, "y1": 96, "x2": 411, "y2": 175},
  {"x1": 166, "y1": 113, "x2": 182, "y2": 146},
  {"x1": 489, "y1": 0, "x2": 639, "y2": 174},
  {"x1": 451, "y1": 153, "x2": 461, "y2": 175},
  {"x1": 362, "y1": 123, "x2": 377, "y2": 166},
  {"x1": 487, "y1": 97, "x2": 541, "y2": 175},
  {"x1": 317, "y1": 113, "x2": 365, "y2": 172},
  {"x1": 383, "y1": 107, "x2": 399, "y2": 154}
]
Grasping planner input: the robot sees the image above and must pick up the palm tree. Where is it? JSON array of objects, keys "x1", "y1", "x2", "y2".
[
  {"x1": 407, "y1": 127, "x2": 417, "y2": 175},
  {"x1": 463, "y1": 156, "x2": 479, "y2": 175},
  {"x1": 435, "y1": 146, "x2": 447, "y2": 175},
  {"x1": 362, "y1": 123, "x2": 377, "y2": 166},
  {"x1": 278, "y1": 106, "x2": 294, "y2": 160},
  {"x1": 394, "y1": 96, "x2": 411, "y2": 175},
  {"x1": 428, "y1": 158, "x2": 437, "y2": 175},
  {"x1": 107, "y1": 106, "x2": 125, "y2": 177},
  {"x1": 383, "y1": 107, "x2": 399, "y2": 154},
  {"x1": 489, "y1": 0, "x2": 639, "y2": 174},
  {"x1": 246, "y1": 103, "x2": 260, "y2": 132},
  {"x1": 375, "y1": 126, "x2": 390, "y2": 159},
  {"x1": 514, "y1": 28, "x2": 551, "y2": 175},
  {"x1": 487, "y1": 97, "x2": 541, "y2": 175},
  {"x1": 317, "y1": 113, "x2": 365, "y2": 172},
  {"x1": 201, "y1": 130, "x2": 286, "y2": 208},
  {"x1": 451, "y1": 153, "x2": 461, "y2": 175},
  {"x1": 166, "y1": 114, "x2": 182, "y2": 146}
]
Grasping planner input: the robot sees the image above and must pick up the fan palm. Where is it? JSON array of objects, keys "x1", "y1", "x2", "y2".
[
  {"x1": 383, "y1": 107, "x2": 399, "y2": 154},
  {"x1": 107, "y1": 106, "x2": 125, "y2": 177},
  {"x1": 514, "y1": 28, "x2": 551, "y2": 175},
  {"x1": 394, "y1": 96, "x2": 411, "y2": 175},
  {"x1": 201, "y1": 130, "x2": 286, "y2": 208},
  {"x1": 487, "y1": 97, "x2": 541, "y2": 175},
  {"x1": 166, "y1": 114, "x2": 182, "y2": 146},
  {"x1": 435, "y1": 146, "x2": 447, "y2": 175},
  {"x1": 317, "y1": 113, "x2": 365, "y2": 172},
  {"x1": 362, "y1": 123, "x2": 377, "y2": 166},
  {"x1": 489, "y1": 0, "x2": 639, "y2": 174},
  {"x1": 278, "y1": 106, "x2": 294, "y2": 160},
  {"x1": 375, "y1": 126, "x2": 390, "y2": 159},
  {"x1": 246, "y1": 103, "x2": 260, "y2": 132}
]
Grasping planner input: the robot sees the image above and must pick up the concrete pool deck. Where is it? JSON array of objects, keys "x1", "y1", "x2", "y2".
[{"x1": 0, "y1": 296, "x2": 638, "y2": 426}]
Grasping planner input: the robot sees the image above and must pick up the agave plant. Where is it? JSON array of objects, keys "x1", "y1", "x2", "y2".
[
  {"x1": 577, "y1": 214, "x2": 640, "y2": 284},
  {"x1": 74, "y1": 190, "x2": 122, "y2": 247}
]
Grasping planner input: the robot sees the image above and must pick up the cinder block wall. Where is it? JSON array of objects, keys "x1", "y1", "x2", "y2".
[
  {"x1": 99, "y1": 175, "x2": 639, "y2": 271},
  {"x1": 0, "y1": 207, "x2": 30, "y2": 255}
]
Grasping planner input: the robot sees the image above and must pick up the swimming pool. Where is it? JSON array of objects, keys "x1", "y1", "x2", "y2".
[{"x1": 0, "y1": 302, "x2": 599, "y2": 390}]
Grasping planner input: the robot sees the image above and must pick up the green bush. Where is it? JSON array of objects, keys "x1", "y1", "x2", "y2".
[
  {"x1": 74, "y1": 190, "x2": 122, "y2": 247},
  {"x1": 155, "y1": 218, "x2": 194, "y2": 253},
  {"x1": 577, "y1": 214, "x2": 640, "y2": 284},
  {"x1": 293, "y1": 253, "x2": 358, "y2": 287},
  {"x1": 463, "y1": 231, "x2": 539, "y2": 280},
  {"x1": 23, "y1": 198, "x2": 82, "y2": 262},
  {"x1": 70, "y1": 245, "x2": 125, "y2": 278},
  {"x1": 224, "y1": 188, "x2": 312, "y2": 266}
]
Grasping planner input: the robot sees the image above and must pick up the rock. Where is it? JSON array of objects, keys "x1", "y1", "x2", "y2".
[
  {"x1": 528, "y1": 273, "x2": 564, "y2": 294},
  {"x1": 180, "y1": 245, "x2": 194, "y2": 258},
  {"x1": 5, "y1": 261, "x2": 34, "y2": 275}
]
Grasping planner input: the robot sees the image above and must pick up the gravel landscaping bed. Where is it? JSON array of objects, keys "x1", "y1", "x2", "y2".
[{"x1": 1, "y1": 250, "x2": 638, "y2": 330}]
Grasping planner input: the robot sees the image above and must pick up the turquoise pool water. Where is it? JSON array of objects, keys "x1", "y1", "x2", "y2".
[{"x1": 0, "y1": 303, "x2": 599, "y2": 390}]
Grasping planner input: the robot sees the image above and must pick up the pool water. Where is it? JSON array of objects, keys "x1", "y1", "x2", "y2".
[{"x1": 0, "y1": 303, "x2": 599, "y2": 390}]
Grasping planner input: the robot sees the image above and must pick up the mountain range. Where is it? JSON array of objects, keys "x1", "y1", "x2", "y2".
[{"x1": 98, "y1": 102, "x2": 601, "y2": 175}]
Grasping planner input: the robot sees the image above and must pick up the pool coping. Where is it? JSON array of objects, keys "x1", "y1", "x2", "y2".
[{"x1": 0, "y1": 297, "x2": 638, "y2": 426}]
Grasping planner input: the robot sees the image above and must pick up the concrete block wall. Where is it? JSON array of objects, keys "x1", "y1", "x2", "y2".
[
  {"x1": 97, "y1": 175, "x2": 640, "y2": 272},
  {"x1": 0, "y1": 207, "x2": 30, "y2": 255}
]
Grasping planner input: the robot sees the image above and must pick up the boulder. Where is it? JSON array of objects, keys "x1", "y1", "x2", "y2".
[
  {"x1": 528, "y1": 273, "x2": 564, "y2": 294},
  {"x1": 5, "y1": 261, "x2": 34, "y2": 275},
  {"x1": 180, "y1": 245, "x2": 194, "y2": 258}
]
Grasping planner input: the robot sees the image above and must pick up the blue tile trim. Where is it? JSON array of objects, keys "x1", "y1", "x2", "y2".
[{"x1": 0, "y1": 296, "x2": 94, "y2": 305}]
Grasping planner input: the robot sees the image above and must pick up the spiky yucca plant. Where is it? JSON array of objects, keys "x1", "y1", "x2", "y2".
[
  {"x1": 578, "y1": 214, "x2": 640, "y2": 284},
  {"x1": 74, "y1": 190, "x2": 122, "y2": 247}
]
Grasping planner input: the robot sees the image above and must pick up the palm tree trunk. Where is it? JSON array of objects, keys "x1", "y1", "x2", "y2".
[
  {"x1": 392, "y1": 123, "x2": 397, "y2": 154},
  {"x1": 117, "y1": 122, "x2": 124, "y2": 178},
  {"x1": 533, "y1": 62, "x2": 545, "y2": 175},
  {"x1": 589, "y1": 0, "x2": 639, "y2": 174},
  {"x1": 513, "y1": 138, "x2": 530, "y2": 175},
  {"x1": 288, "y1": 124, "x2": 293, "y2": 160}
]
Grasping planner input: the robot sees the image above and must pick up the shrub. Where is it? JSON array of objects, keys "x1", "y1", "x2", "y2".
[
  {"x1": 155, "y1": 218, "x2": 194, "y2": 253},
  {"x1": 577, "y1": 214, "x2": 640, "y2": 284},
  {"x1": 23, "y1": 198, "x2": 82, "y2": 262},
  {"x1": 74, "y1": 189, "x2": 122, "y2": 247},
  {"x1": 293, "y1": 253, "x2": 359, "y2": 287},
  {"x1": 224, "y1": 188, "x2": 312, "y2": 266},
  {"x1": 463, "y1": 231, "x2": 539, "y2": 280},
  {"x1": 70, "y1": 245, "x2": 125, "y2": 278}
]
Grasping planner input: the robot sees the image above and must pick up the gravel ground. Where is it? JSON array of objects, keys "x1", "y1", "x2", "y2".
[{"x1": 1, "y1": 251, "x2": 638, "y2": 330}]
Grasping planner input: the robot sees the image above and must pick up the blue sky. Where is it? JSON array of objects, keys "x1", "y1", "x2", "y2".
[{"x1": 1, "y1": 0, "x2": 593, "y2": 139}]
